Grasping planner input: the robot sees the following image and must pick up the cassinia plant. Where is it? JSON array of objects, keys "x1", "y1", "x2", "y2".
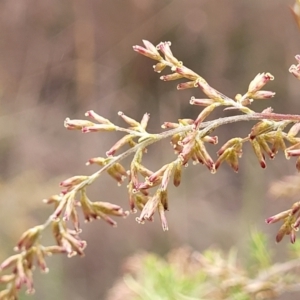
[{"x1": 2, "y1": 6, "x2": 300, "y2": 299}]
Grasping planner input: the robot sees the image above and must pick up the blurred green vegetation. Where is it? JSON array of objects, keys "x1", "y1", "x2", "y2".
[{"x1": 107, "y1": 231, "x2": 300, "y2": 300}]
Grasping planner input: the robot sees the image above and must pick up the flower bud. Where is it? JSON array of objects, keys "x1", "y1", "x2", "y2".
[
  {"x1": 179, "y1": 138, "x2": 195, "y2": 166},
  {"x1": 133, "y1": 40, "x2": 162, "y2": 61},
  {"x1": 161, "y1": 164, "x2": 174, "y2": 191},
  {"x1": 288, "y1": 123, "x2": 300, "y2": 137},
  {"x1": 190, "y1": 97, "x2": 214, "y2": 107},
  {"x1": 0, "y1": 274, "x2": 15, "y2": 283},
  {"x1": 265, "y1": 209, "x2": 292, "y2": 224},
  {"x1": 161, "y1": 122, "x2": 179, "y2": 129},
  {"x1": 153, "y1": 62, "x2": 167, "y2": 73},
  {"x1": 250, "y1": 139, "x2": 266, "y2": 168},
  {"x1": 217, "y1": 138, "x2": 243, "y2": 156},
  {"x1": 178, "y1": 119, "x2": 194, "y2": 125},
  {"x1": 177, "y1": 81, "x2": 197, "y2": 90},
  {"x1": 252, "y1": 90, "x2": 276, "y2": 99},
  {"x1": 136, "y1": 189, "x2": 161, "y2": 223},
  {"x1": 134, "y1": 195, "x2": 149, "y2": 211},
  {"x1": 215, "y1": 148, "x2": 239, "y2": 172},
  {"x1": 158, "y1": 202, "x2": 168, "y2": 231},
  {"x1": 248, "y1": 73, "x2": 274, "y2": 94},
  {"x1": 85, "y1": 110, "x2": 112, "y2": 124},
  {"x1": 16, "y1": 226, "x2": 43, "y2": 251},
  {"x1": 270, "y1": 131, "x2": 286, "y2": 154},
  {"x1": 60, "y1": 175, "x2": 88, "y2": 188},
  {"x1": 160, "y1": 190, "x2": 168, "y2": 211},
  {"x1": 156, "y1": 41, "x2": 180, "y2": 66},
  {"x1": 107, "y1": 135, "x2": 134, "y2": 156},
  {"x1": 285, "y1": 142, "x2": 300, "y2": 158},
  {"x1": 35, "y1": 247, "x2": 49, "y2": 273},
  {"x1": 194, "y1": 140, "x2": 215, "y2": 172},
  {"x1": 61, "y1": 231, "x2": 87, "y2": 257},
  {"x1": 64, "y1": 118, "x2": 95, "y2": 130},
  {"x1": 43, "y1": 194, "x2": 62, "y2": 206},
  {"x1": 256, "y1": 136, "x2": 274, "y2": 159},
  {"x1": 140, "y1": 113, "x2": 150, "y2": 130},
  {"x1": 118, "y1": 111, "x2": 140, "y2": 128},
  {"x1": 175, "y1": 66, "x2": 200, "y2": 81},
  {"x1": 82, "y1": 124, "x2": 116, "y2": 133},
  {"x1": 93, "y1": 201, "x2": 128, "y2": 218},
  {"x1": 160, "y1": 73, "x2": 183, "y2": 81},
  {"x1": 196, "y1": 80, "x2": 223, "y2": 102},
  {"x1": 194, "y1": 103, "x2": 219, "y2": 127},
  {"x1": 202, "y1": 135, "x2": 218, "y2": 145},
  {"x1": 107, "y1": 163, "x2": 127, "y2": 185},
  {"x1": 290, "y1": 55, "x2": 300, "y2": 80},
  {"x1": 147, "y1": 164, "x2": 168, "y2": 185},
  {"x1": 0, "y1": 254, "x2": 20, "y2": 271},
  {"x1": 173, "y1": 162, "x2": 182, "y2": 187},
  {"x1": 249, "y1": 121, "x2": 275, "y2": 140},
  {"x1": 63, "y1": 194, "x2": 76, "y2": 222}
]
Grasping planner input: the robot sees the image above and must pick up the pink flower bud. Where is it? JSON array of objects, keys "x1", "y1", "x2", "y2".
[
  {"x1": 252, "y1": 90, "x2": 276, "y2": 99},
  {"x1": 265, "y1": 209, "x2": 291, "y2": 224},
  {"x1": 137, "y1": 189, "x2": 161, "y2": 223},
  {"x1": 285, "y1": 143, "x2": 300, "y2": 157},
  {"x1": 0, "y1": 254, "x2": 20, "y2": 271},
  {"x1": 289, "y1": 59, "x2": 300, "y2": 80},
  {"x1": 133, "y1": 40, "x2": 162, "y2": 61},
  {"x1": 194, "y1": 104, "x2": 219, "y2": 127},
  {"x1": 85, "y1": 110, "x2": 112, "y2": 124},
  {"x1": 64, "y1": 118, "x2": 95, "y2": 130},
  {"x1": 249, "y1": 121, "x2": 274, "y2": 140},
  {"x1": 60, "y1": 176, "x2": 88, "y2": 188},
  {"x1": 86, "y1": 157, "x2": 106, "y2": 166},
  {"x1": 202, "y1": 135, "x2": 218, "y2": 145},
  {"x1": 158, "y1": 202, "x2": 168, "y2": 231},
  {"x1": 160, "y1": 73, "x2": 183, "y2": 81},
  {"x1": 106, "y1": 135, "x2": 134, "y2": 156},
  {"x1": 250, "y1": 139, "x2": 266, "y2": 168},
  {"x1": 177, "y1": 81, "x2": 197, "y2": 90},
  {"x1": 161, "y1": 164, "x2": 174, "y2": 191},
  {"x1": 248, "y1": 73, "x2": 274, "y2": 94},
  {"x1": 256, "y1": 136, "x2": 274, "y2": 159},
  {"x1": 190, "y1": 97, "x2": 214, "y2": 107},
  {"x1": 147, "y1": 164, "x2": 168, "y2": 185},
  {"x1": 196, "y1": 80, "x2": 223, "y2": 101},
  {"x1": 176, "y1": 66, "x2": 199, "y2": 81},
  {"x1": 161, "y1": 122, "x2": 179, "y2": 129},
  {"x1": 16, "y1": 226, "x2": 43, "y2": 251},
  {"x1": 156, "y1": 41, "x2": 180, "y2": 66}
]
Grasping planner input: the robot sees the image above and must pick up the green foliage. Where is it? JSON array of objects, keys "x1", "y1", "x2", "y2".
[
  {"x1": 247, "y1": 230, "x2": 272, "y2": 273},
  {"x1": 108, "y1": 234, "x2": 300, "y2": 300}
]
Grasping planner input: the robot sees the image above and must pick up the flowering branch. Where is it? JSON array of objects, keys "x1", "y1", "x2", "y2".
[{"x1": 1, "y1": 38, "x2": 300, "y2": 299}]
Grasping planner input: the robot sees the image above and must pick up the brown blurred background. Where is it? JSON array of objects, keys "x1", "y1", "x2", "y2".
[{"x1": 0, "y1": 0, "x2": 300, "y2": 299}]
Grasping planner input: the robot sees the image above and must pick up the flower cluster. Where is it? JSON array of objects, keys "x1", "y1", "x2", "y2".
[{"x1": 2, "y1": 38, "x2": 300, "y2": 299}]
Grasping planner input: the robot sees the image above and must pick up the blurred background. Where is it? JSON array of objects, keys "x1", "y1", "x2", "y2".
[{"x1": 0, "y1": 0, "x2": 300, "y2": 299}]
